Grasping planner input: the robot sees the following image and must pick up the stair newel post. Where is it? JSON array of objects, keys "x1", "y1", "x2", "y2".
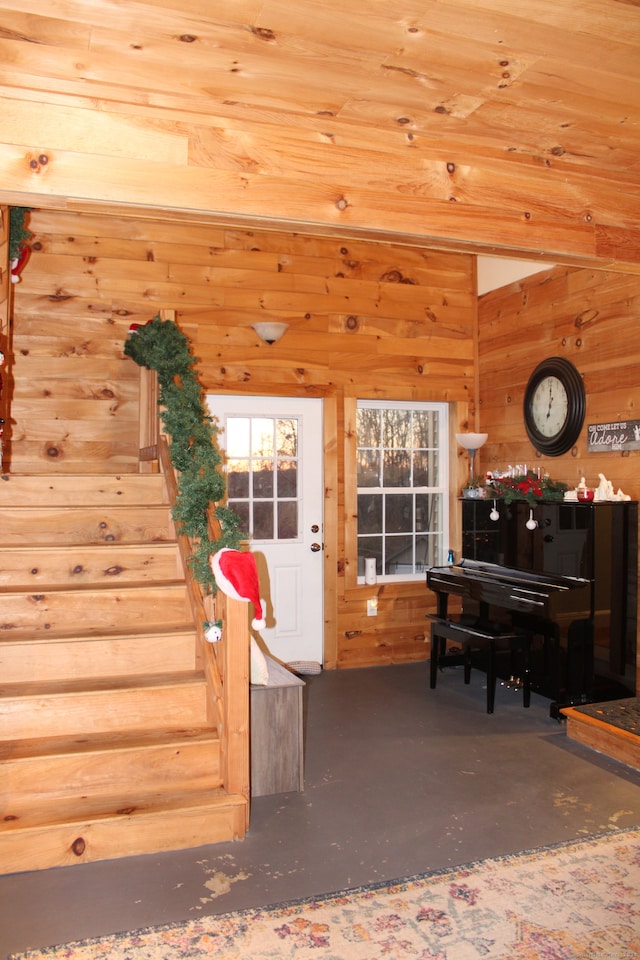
[{"x1": 220, "y1": 594, "x2": 251, "y2": 813}]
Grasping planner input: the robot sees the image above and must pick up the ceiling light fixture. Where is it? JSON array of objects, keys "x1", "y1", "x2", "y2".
[{"x1": 252, "y1": 322, "x2": 289, "y2": 344}]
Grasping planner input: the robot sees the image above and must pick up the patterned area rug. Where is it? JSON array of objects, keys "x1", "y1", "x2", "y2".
[{"x1": 11, "y1": 827, "x2": 640, "y2": 960}]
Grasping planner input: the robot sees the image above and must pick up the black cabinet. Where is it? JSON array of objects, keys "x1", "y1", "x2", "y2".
[{"x1": 462, "y1": 498, "x2": 637, "y2": 695}]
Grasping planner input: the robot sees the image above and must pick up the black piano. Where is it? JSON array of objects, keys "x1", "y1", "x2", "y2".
[{"x1": 427, "y1": 499, "x2": 638, "y2": 717}]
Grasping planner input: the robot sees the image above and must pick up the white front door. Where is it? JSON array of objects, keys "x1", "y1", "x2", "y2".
[{"x1": 207, "y1": 395, "x2": 324, "y2": 665}]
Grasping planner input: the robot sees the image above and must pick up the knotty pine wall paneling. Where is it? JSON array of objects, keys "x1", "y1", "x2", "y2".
[
  {"x1": 10, "y1": 208, "x2": 477, "y2": 669},
  {"x1": 478, "y1": 264, "x2": 640, "y2": 689},
  {"x1": 0, "y1": 206, "x2": 9, "y2": 470}
]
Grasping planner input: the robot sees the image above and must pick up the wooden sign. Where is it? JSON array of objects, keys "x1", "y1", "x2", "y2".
[{"x1": 587, "y1": 420, "x2": 640, "y2": 452}]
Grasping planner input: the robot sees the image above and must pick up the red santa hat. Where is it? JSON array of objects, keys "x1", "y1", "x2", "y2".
[{"x1": 210, "y1": 548, "x2": 266, "y2": 630}]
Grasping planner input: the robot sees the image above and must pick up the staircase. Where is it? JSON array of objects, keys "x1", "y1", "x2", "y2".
[{"x1": 0, "y1": 472, "x2": 248, "y2": 875}]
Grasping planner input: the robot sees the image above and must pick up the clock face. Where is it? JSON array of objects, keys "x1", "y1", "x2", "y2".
[
  {"x1": 523, "y1": 357, "x2": 586, "y2": 456},
  {"x1": 530, "y1": 375, "x2": 569, "y2": 437}
]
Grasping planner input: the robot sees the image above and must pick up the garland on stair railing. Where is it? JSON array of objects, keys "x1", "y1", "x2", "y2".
[
  {"x1": 9, "y1": 206, "x2": 32, "y2": 262},
  {"x1": 124, "y1": 316, "x2": 241, "y2": 593}
]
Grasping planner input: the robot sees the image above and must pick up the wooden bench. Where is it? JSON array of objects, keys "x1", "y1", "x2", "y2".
[
  {"x1": 250, "y1": 657, "x2": 305, "y2": 797},
  {"x1": 429, "y1": 615, "x2": 533, "y2": 713}
]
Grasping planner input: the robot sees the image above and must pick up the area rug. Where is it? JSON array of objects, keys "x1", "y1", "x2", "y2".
[{"x1": 10, "y1": 827, "x2": 640, "y2": 960}]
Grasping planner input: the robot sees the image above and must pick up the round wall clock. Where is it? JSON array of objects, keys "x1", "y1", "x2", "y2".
[{"x1": 523, "y1": 357, "x2": 586, "y2": 456}]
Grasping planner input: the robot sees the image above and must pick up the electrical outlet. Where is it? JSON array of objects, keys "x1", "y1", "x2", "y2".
[{"x1": 367, "y1": 598, "x2": 378, "y2": 617}]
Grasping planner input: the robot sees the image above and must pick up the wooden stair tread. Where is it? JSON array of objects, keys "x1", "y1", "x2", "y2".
[
  {"x1": 0, "y1": 474, "x2": 168, "y2": 506},
  {"x1": 0, "y1": 670, "x2": 206, "y2": 699},
  {"x1": 0, "y1": 726, "x2": 219, "y2": 762},
  {"x1": 0, "y1": 578, "x2": 186, "y2": 595},
  {"x1": 0, "y1": 787, "x2": 245, "y2": 832},
  {"x1": 0, "y1": 623, "x2": 195, "y2": 644}
]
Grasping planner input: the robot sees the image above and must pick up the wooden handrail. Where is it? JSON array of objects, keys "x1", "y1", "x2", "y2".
[
  {"x1": 157, "y1": 435, "x2": 225, "y2": 722},
  {"x1": 136, "y1": 327, "x2": 250, "y2": 810}
]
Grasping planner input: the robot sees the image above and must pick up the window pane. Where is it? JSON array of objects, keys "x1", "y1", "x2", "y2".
[
  {"x1": 413, "y1": 410, "x2": 438, "y2": 447},
  {"x1": 385, "y1": 494, "x2": 413, "y2": 533},
  {"x1": 383, "y1": 408, "x2": 410, "y2": 448},
  {"x1": 227, "y1": 459, "x2": 249, "y2": 498},
  {"x1": 413, "y1": 450, "x2": 437, "y2": 487},
  {"x1": 277, "y1": 461, "x2": 297, "y2": 497},
  {"x1": 357, "y1": 449, "x2": 380, "y2": 487},
  {"x1": 358, "y1": 493, "x2": 382, "y2": 534},
  {"x1": 226, "y1": 417, "x2": 250, "y2": 457},
  {"x1": 385, "y1": 534, "x2": 414, "y2": 575},
  {"x1": 277, "y1": 501, "x2": 298, "y2": 540},
  {"x1": 358, "y1": 537, "x2": 382, "y2": 577},
  {"x1": 416, "y1": 534, "x2": 440, "y2": 568},
  {"x1": 383, "y1": 449, "x2": 411, "y2": 487},
  {"x1": 253, "y1": 460, "x2": 273, "y2": 497},
  {"x1": 251, "y1": 419, "x2": 274, "y2": 458},
  {"x1": 228, "y1": 500, "x2": 250, "y2": 538},
  {"x1": 276, "y1": 419, "x2": 297, "y2": 457},
  {"x1": 356, "y1": 407, "x2": 380, "y2": 447},
  {"x1": 253, "y1": 501, "x2": 273, "y2": 540}
]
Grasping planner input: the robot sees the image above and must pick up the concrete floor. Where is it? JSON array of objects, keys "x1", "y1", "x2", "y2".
[{"x1": 2, "y1": 661, "x2": 640, "y2": 958}]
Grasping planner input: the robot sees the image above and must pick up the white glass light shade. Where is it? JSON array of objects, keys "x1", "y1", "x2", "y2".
[
  {"x1": 455, "y1": 432, "x2": 488, "y2": 452},
  {"x1": 252, "y1": 322, "x2": 289, "y2": 344}
]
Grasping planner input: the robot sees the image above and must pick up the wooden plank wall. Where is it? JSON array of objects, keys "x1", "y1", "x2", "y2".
[
  {"x1": 477, "y1": 264, "x2": 640, "y2": 689},
  {"x1": 10, "y1": 207, "x2": 476, "y2": 668},
  {"x1": 0, "y1": 205, "x2": 8, "y2": 470}
]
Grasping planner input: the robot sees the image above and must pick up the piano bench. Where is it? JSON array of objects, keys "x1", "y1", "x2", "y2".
[{"x1": 428, "y1": 616, "x2": 533, "y2": 714}]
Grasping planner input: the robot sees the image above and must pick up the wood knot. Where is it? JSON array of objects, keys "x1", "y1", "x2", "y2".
[
  {"x1": 251, "y1": 26, "x2": 276, "y2": 41},
  {"x1": 71, "y1": 837, "x2": 86, "y2": 856}
]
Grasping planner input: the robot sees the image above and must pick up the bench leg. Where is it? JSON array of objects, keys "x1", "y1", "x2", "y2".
[
  {"x1": 430, "y1": 629, "x2": 442, "y2": 689},
  {"x1": 522, "y1": 638, "x2": 532, "y2": 708},
  {"x1": 463, "y1": 643, "x2": 472, "y2": 685},
  {"x1": 486, "y1": 640, "x2": 497, "y2": 713}
]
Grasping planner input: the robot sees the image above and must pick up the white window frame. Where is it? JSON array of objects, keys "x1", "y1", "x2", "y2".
[{"x1": 355, "y1": 399, "x2": 449, "y2": 584}]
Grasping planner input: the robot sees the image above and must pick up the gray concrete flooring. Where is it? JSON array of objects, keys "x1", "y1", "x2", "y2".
[{"x1": 2, "y1": 661, "x2": 640, "y2": 958}]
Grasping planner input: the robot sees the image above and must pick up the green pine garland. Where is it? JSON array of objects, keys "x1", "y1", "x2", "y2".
[
  {"x1": 124, "y1": 316, "x2": 241, "y2": 593},
  {"x1": 9, "y1": 206, "x2": 32, "y2": 261}
]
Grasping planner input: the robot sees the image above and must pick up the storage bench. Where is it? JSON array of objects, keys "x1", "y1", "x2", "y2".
[{"x1": 250, "y1": 657, "x2": 305, "y2": 797}]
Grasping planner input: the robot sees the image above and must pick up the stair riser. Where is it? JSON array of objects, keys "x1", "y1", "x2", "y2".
[
  {"x1": 0, "y1": 585, "x2": 190, "y2": 633},
  {"x1": 0, "y1": 544, "x2": 181, "y2": 588},
  {"x1": 0, "y1": 474, "x2": 167, "y2": 506},
  {"x1": 0, "y1": 507, "x2": 175, "y2": 545},
  {"x1": 0, "y1": 799, "x2": 247, "y2": 875},
  {"x1": 4, "y1": 740, "x2": 222, "y2": 805},
  {"x1": 0, "y1": 633, "x2": 197, "y2": 683},
  {"x1": 0, "y1": 683, "x2": 209, "y2": 740}
]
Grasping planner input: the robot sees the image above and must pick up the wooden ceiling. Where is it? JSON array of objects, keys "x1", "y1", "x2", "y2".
[{"x1": 1, "y1": 0, "x2": 640, "y2": 269}]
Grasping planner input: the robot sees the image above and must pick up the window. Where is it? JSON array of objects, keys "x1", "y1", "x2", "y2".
[
  {"x1": 356, "y1": 400, "x2": 448, "y2": 581},
  {"x1": 224, "y1": 415, "x2": 299, "y2": 542}
]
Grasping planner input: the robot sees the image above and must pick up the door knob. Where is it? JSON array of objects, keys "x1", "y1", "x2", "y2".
[{"x1": 310, "y1": 542, "x2": 322, "y2": 552}]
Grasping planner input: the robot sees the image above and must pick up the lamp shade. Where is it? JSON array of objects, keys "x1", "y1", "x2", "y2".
[
  {"x1": 252, "y1": 322, "x2": 289, "y2": 344},
  {"x1": 456, "y1": 432, "x2": 488, "y2": 451}
]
